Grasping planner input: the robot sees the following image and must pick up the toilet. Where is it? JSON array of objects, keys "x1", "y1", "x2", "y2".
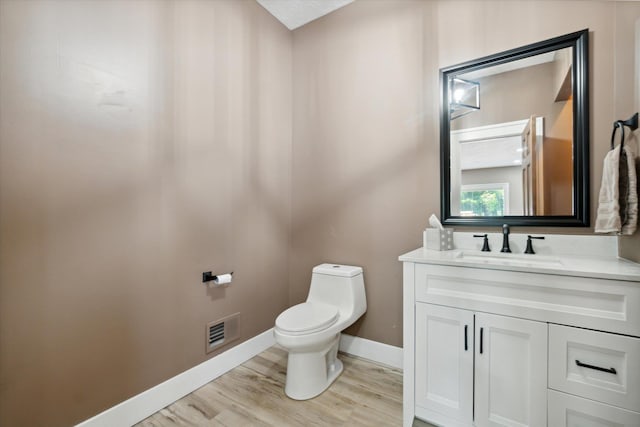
[{"x1": 274, "y1": 263, "x2": 367, "y2": 400}]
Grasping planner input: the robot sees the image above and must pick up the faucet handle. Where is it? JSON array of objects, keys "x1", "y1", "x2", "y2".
[
  {"x1": 524, "y1": 235, "x2": 545, "y2": 254},
  {"x1": 473, "y1": 234, "x2": 491, "y2": 252}
]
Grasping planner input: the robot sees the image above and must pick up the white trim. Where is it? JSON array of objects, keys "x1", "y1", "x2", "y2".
[
  {"x1": 451, "y1": 118, "x2": 528, "y2": 138},
  {"x1": 339, "y1": 333, "x2": 403, "y2": 370},
  {"x1": 75, "y1": 328, "x2": 402, "y2": 427},
  {"x1": 75, "y1": 329, "x2": 276, "y2": 427}
]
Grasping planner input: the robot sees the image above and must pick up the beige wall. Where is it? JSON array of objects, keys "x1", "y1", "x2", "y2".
[
  {"x1": 291, "y1": 0, "x2": 640, "y2": 348},
  {"x1": 2, "y1": 0, "x2": 640, "y2": 426},
  {"x1": 617, "y1": 4, "x2": 640, "y2": 262},
  {"x1": 291, "y1": 0, "x2": 434, "y2": 347},
  {"x1": 0, "y1": 1, "x2": 291, "y2": 426}
]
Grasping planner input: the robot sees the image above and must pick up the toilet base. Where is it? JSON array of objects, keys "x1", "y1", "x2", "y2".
[{"x1": 283, "y1": 334, "x2": 342, "y2": 400}]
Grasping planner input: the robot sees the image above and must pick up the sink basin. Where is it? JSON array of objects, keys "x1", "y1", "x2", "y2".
[{"x1": 454, "y1": 251, "x2": 563, "y2": 268}]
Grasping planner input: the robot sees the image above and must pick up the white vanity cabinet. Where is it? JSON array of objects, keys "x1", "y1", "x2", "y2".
[
  {"x1": 401, "y1": 248, "x2": 640, "y2": 427},
  {"x1": 415, "y1": 304, "x2": 473, "y2": 425},
  {"x1": 474, "y1": 312, "x2": 547, "y2": 427},
  {"x1": 415, "y1": 304, "x2": 547, "y2": 427}
]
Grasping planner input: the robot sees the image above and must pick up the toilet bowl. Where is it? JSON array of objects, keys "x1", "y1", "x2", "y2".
[{"x1": 274, "y1": 263, "x2": 367, "y2": 400}]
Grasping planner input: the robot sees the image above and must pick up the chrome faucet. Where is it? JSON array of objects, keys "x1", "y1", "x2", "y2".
[{"x1": 500, "y1": 224, "x2": 511, "y2": 253}]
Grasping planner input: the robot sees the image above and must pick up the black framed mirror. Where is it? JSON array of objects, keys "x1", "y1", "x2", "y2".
[{"x1": 440, "y1": 29, "x2": 589, "y2": 227}]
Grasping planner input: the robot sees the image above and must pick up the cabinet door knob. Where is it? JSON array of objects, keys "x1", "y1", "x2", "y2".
[{"x1": 575, "y1": 359, "x2": 617, "y2": 374}]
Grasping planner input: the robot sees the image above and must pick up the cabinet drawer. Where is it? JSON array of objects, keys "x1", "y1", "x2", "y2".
[
  {"x1": 414, "y1": 264, "x2": 640, "y2": 336},
  {"x1": 548, "y1": 389, "x2": 640, "y2": 426},
  {"x1": 549, "y1": 324, "x2": 640, "y2": 411}
]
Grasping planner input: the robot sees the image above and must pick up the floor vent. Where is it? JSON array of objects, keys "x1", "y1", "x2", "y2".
[{"x1": 206, "y1": 313, "x2": 240, "y2": 354}]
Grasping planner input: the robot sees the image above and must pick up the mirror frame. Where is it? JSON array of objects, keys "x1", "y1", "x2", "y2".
[{"x1": 440, "y1": 29, "x2": 589, "y2": 227}]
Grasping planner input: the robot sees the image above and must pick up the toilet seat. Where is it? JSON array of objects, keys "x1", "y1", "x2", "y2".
[{"x1": 275, "y1": 302, "x2": 338, "y2": 335}]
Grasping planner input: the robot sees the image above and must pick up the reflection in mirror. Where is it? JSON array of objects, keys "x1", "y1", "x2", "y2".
[
  {"x1": 451, "y1": 47, "x2": 573, "y2": 217},
  {"x1": 440, "y1": 30, "x2": 589, "y2": 227},
  {"x1": 450, "y1": 77, "x2": 480, "y2": 119}
]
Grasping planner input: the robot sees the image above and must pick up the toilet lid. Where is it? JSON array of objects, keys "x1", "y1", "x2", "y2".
[{"x1": 276, "y1": 302, "x2": 339, "y2": 335}]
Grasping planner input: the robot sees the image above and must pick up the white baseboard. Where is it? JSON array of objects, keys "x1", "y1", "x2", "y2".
[
  {"x1": 339, "y1": 333, "x2": 403, "y2": 370},
  {"x1": 76, "y1": 328, "x2": 276, "y2": 427},
  {"x1": 76, "y1": 329, "x2": 402, "y2": 427}
]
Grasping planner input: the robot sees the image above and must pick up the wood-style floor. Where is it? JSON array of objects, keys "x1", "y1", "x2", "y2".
[{"x1": 136, "y1": 345, "x2": 407, "y2": 427}]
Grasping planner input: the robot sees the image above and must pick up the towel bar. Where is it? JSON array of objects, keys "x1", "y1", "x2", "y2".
[{"x1": 611, "y1": 112, "x2": 639, "y2": 150}]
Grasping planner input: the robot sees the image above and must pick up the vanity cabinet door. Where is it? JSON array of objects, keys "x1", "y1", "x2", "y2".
[
  {"x1": 474, "y1": 313, "x2": 547, "y2": 427},
  {"x1": 415, "y1": 303, "x2": 474, "y2": 424},
  {"x1": 548, "y1": 389, "x2": 640, "y2": 427}
]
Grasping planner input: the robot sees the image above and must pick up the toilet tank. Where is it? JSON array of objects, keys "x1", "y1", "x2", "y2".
[{"x1": 307, "y1": 264, "x2": 366, "y2": 318}]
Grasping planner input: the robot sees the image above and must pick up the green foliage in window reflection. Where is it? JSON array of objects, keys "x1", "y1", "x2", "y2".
[{"x1": 460, "y1": 189, "x2": 505, "y2": 216}]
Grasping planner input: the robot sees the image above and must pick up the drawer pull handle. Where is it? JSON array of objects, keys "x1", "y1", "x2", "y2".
[
  {"x1": 575, "y1": 360, "x2": 617, "y2": 375},
  {"x1": 464, "y1": 325, "x2": 468, "y2": 351}
]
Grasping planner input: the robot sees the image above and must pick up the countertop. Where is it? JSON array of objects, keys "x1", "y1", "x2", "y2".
[{"x1": 399, "y1": 247, "x2": 640, "y2": 282}]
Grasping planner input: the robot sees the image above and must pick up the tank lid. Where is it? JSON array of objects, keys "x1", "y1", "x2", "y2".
[{"x1": 312, "y1": 263, "x2": 363, "y2": 278}]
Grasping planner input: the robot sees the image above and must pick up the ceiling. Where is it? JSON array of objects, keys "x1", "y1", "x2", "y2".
[{"x1": 256, "y1": 0, "x2": 355, "y2": 30}]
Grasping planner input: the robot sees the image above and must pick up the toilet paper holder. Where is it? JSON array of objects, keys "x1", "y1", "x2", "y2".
[{"x1": 202, "y1": 271, "x2": 234, "y2": 285}]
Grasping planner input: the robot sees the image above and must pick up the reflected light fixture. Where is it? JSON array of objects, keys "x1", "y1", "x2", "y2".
[{"x1": 450, "y1": 77, "x2": 480, "y2": 120}]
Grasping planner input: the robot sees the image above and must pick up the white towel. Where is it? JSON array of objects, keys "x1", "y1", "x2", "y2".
[{"x1": 595, "y1": 144, "x2": 638, "y2": 234}]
